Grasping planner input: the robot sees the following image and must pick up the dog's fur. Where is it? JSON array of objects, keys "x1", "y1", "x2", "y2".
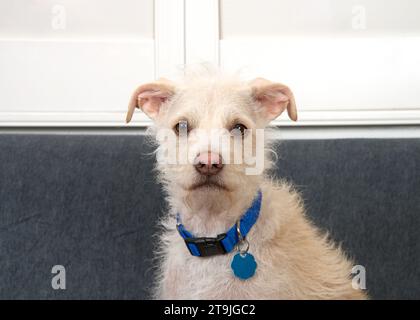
[{"x1": 127, "y1": 69, "x2": 367, "y2": 300}]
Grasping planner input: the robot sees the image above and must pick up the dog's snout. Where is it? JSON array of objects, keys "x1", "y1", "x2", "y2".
[{"x1": 194, "y1": 152, "x2": 224, "y2": 176}]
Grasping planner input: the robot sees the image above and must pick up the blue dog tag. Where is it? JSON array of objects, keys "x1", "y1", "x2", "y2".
[{"x1": 231, "y1": 252, "x2": 257, "y2": 280}]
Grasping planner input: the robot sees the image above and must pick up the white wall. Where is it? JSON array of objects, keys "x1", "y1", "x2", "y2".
[
  {"x1": 0, "y1": 0, "x2": 157, "y2": 126},
  {"x1": 0, "y1": 0, "x2": 420, "y2": 130},
  {"x1": 0, "y1": 0, "x2": 153, "y2": 39},
  {"x1": 219, "y1": 0, "x2": 420, "y2": 125},
  {"x1": 221, "y1": 0, "x2": 420, "y2": 37}
]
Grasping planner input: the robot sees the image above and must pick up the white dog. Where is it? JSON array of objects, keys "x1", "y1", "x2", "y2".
[{"x1": 126, "y1": 70, "x2": 366, "y2": 300}]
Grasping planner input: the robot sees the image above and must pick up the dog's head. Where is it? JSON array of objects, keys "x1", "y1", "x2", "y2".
[{"x1": 126, "y1": 73, "x2": 297, "y2": 198}]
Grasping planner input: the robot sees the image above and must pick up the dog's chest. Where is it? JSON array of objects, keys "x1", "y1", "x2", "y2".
[
  {"x1": 161, "y1": 231, "x2": 274, "y2": 299},
  {"x1": 174, "y1": 252, "x2": 251, "y2": 299}
]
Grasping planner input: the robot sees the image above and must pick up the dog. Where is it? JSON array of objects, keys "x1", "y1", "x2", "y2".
[{"x1": 126, "y1": 69, "x2": 367, "y2": 300}]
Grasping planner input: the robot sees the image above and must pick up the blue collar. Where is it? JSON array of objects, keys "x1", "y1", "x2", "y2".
[{"x1": 176, "y1": 190, "x2": 262, "y2": 257}]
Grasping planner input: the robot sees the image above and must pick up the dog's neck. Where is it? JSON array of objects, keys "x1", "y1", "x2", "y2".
[{"x1": 169, "y1": 185, "x2": 260, "y2": 237}]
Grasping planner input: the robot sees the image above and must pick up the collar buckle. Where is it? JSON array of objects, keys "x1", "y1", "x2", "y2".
[{"x1": 184, "y1": 233, "x2": 227, "y2": 257}]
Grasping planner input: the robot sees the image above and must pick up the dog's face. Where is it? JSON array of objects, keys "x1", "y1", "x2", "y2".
[{"x1": 126, "y1": 74, "x2": 297, "y2": 197}]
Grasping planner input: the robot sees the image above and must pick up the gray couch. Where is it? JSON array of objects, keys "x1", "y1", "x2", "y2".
[{"x1": 0, "y1": 131, "x2": 419, "y2": 299}]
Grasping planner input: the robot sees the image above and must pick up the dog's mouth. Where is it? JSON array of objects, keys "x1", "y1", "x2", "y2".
[{"x1": 187, "y1": 177, "x2": 229, "y2": 191}]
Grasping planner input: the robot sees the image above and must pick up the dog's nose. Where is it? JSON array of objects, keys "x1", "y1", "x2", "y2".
[{"x1": 194, "y1": 152, "x2": 224, "y2": 176}]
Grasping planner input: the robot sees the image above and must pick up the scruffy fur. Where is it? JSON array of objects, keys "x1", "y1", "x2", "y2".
[{"x1": 127, "y1": 69, "x2": 367, "y2": 300}]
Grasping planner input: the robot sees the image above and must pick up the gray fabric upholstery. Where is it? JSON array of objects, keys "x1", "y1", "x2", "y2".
[{"x1": 0, "y1": 133, "x2": 419, "y2": 299}]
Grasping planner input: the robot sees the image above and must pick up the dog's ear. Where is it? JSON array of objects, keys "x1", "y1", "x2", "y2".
[
  {"x1": 250, "y1": 78, "x2": 297, "y2": 122},
  {"x1": 126, "y1": 78, "x2": 176, "y2": 123}
]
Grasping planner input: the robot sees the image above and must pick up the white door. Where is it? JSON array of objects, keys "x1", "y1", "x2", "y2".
[
  {"x1": 187, "y1": 0, "x2": 420, "y2": 126},
  {"x1": 1, "y1": 0, "x2": 420, "y2": 127},
  {"x1": 0, "y1": 0, "x2": 185, "y2": 126}
]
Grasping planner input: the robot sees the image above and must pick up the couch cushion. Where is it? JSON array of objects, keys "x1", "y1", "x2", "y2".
[{"x1": 0, "y1": 133, "x2": 419, "y2": 299}]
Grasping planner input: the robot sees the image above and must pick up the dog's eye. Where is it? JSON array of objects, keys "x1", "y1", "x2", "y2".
[
  {"x1": 174, "y1": 120, "x2": 189, "y2": 135},
  {"x1": 230, "y1": 123, "x2": 247, "y2": 136}
]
